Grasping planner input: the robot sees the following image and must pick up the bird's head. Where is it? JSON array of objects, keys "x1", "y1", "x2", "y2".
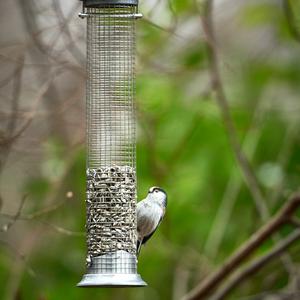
[{"x1": 147, "y1": 186, "x2": 167, "y2": 208}]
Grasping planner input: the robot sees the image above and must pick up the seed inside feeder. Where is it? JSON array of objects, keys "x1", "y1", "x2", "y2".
[{"x1": 86, "y1": 165, "x2": 137, "y2": 257}]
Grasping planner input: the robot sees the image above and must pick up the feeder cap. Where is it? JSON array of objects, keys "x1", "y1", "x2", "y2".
[{"x1": 81, "y1": 0, "x2": 138, "y2": 7}]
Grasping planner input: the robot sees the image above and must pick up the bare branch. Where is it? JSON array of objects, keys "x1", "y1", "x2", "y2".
[
  {"x1": 205, "y1": 103, "x2": 298, "y2": 259},
  {"x1": 51, "y1": 0, "x2": 84, "y2": 64},
  {"x1": 141, "y1": 17, "x2": 185, "y2": 40},
  {"x1": 1, "y1": 195, "x2": 28, "y2": 232},
  {"x1": 0, "y1": 118, "x2": 33, "y2": 147},
  {"x1": 199, "y1": 0, "x2": 298, "y2": 285},
  {"x1": 40, "y1": 221, "x2": 84, "y2": 237},
  {"x1": 200, "y1": 0, "x2": 269, "y2": 220},
  {"x1": 168, "y1": 112, "x2": 201, "y2": 166},
  {"x1": 0, "y1": 239, "x2": 36, "y2": 277},
  {"x1": 1, "y1": 213, "x2": 84, "y2": 237},
  {"x1": 23, "y1": 200, "x2": 67, "y2": 220},
  {"x1": 0, "y1": 56, "x2": 24, "y2": 171},
  {"x1": 204, "y1": 99, "x2": 266, "y2": 258},
  {"x1": 182, "y1": 194, "x2": 300, "y2": 300},
  {"x1": 17, "y1": 0, "x2": 81, "y2": 65},
  {"x1": 211, "y1": 229, "x2": 300, "y2": 300},
  {"x1": 0, "y1": 72, "x2": 57, "y2": 166}
]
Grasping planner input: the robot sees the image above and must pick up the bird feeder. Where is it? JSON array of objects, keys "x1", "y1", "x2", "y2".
[{"x1": 77, "y1": 0, "x2": 146, "y2": 287}]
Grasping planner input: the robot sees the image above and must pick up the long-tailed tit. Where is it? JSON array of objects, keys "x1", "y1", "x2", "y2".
[{"x1": 136, "y1": 186, "x2": 167, "y2": 256}]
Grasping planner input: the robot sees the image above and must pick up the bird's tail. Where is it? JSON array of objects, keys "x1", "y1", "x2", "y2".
[{"x1": 136, "y1": 240, "x2": 142, "y2": 257}]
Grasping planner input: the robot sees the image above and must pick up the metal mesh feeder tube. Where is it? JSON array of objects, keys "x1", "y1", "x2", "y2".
[{"x1": 77, "y1": 0, "x2": 146, "y2": 287}]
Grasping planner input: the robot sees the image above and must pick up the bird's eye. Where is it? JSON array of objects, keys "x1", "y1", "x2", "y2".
[{"x1": 155, "y1": 190, "x2": 158, "y2": 193}]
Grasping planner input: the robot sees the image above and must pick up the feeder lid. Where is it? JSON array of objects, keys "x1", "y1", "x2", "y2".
[{"x1": 81, "y1": 0, "x2": 138, "y2": 7}]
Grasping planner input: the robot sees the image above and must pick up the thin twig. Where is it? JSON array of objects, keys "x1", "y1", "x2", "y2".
[
  {"x1": 204, "y1": 98, "x2": 266, "y2": 258},
  {"x1": 201, "y1": 0, "x2": 297, "y2": 278},
  {"x1": 211, "y1": 229, "x2": 300, "y2": 300},
  {"x1": 18, "y1": 0, "x2": 80, "y2": 65},
  {"x1": 182, "y1": 194, "x2": 300, "y2": 300},
  {"x1": 0, "y1": 70, "x2": 59, "y2": 151},
  {"x1": 136, "y1": 103, "x2": 167, "y2": 184},
  {"x1": 200, "y1": 0, "x2": 269, "y2": 220},
  {"x1": 39, "y1": 221, "x2": 84, "y2": 237},
  {"x1": 51, "y1": 0, "x2": 84, "y2": 63},
  {"x1": 0, "y1": 56, "x2": 24, "y2": 172},
  {"x1": 1, "y1": 212, "x2": 84, "y2": 237},
  {"x1": 0, "y1": 239, "x2": 36, "y2": 278},
  {"x1": 141, "y1": 17, "x2": 185, "y2": 40},
  {"x1": 1, "y1": 195, "x2": 28, "y2": 232},
  {"x1": 22, "y1": 199, "x2": 68, "y2": 220},
  {"x1": 269, "y1": 124, "x2": 297, "y2": 208},
  {"x1": 168, "y1": 112, "x2": 201, "y2": 166},
  {"x1": 0, "y1": 118, "x2": 34, "y2": 147}
]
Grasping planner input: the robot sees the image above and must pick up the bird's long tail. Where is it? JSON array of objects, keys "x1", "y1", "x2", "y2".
[{"x1": 136, "y1": 240, "x2": 142, "y2": 257}]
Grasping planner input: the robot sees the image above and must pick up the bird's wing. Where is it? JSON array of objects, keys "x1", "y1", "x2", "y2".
[
  {"x1": 136, "y1": 200, "x2": 166, "y2": 256},
  {"x1": 136, "y1": 239, "x2": 142, "y2": 256},
  {"x1": 137, "y1": 215, "x2": 162, "y2": 256},
  {"x1": 143, "y1": 205, "x2": 166, "y2": 245},
  {"x1": 141, "y1": 214, "x2": 163, "y2": 246},
  {"x1": 136, "y1": 199, "x2": 150, "y2": 230}
]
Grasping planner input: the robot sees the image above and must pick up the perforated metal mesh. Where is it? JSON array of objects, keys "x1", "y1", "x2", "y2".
[
  {"x1": 87, "y1": 5, "x2": 136, "y2": 168},
  {"x1": 85, "y1": 5, "x2": 138, "y2": 262}
]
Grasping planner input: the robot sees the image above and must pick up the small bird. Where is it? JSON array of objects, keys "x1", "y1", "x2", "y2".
[{"x1": 136, "y1": 186, "x2": 167, "y2": 256}]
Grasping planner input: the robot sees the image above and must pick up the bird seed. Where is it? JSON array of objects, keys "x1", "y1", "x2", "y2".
[{"x1": 86, "y1": 166, "x2": 137, "y2": 258}]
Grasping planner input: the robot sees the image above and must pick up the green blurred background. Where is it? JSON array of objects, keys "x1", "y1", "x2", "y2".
[{"x1": 0, "y1": 0, "x2": 300, "y2": 299}]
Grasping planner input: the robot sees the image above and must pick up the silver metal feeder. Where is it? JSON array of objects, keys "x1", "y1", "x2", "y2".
[{"x1": 77, "y1": 0, "x2": 146, "y2": 287}]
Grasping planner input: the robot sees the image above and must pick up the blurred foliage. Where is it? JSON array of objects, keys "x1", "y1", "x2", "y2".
[{"x1": 1, "y1": 0, "x2": 300, "y2": 300}]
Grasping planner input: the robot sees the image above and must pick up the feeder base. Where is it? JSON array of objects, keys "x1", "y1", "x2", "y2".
[
  {"x1": 77, "y1": 273, "x2": 147, "y2": 287},
  {"x1": 77, "y1": 249, "x2": 146, "y2": 287}
]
